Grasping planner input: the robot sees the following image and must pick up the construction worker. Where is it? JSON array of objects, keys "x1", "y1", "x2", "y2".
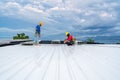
[
  {"x1": 35, "y1": 22, "x2": 43, "y2": 44},
  {"x1": 64, "y1": 32, "x2": 75, "y2": 46}
]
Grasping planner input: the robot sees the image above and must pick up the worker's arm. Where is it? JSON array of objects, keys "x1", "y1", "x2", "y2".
[{"x1": 64, "y1": 39, "x2": 69, "y2": 44}]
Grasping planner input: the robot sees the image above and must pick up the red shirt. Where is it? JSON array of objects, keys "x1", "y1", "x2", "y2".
[{"x1": 67, "y1": 35, "x2": 74, "y2": 41}]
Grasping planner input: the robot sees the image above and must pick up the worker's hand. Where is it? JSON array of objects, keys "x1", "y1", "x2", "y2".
[
  {"x1": 64, "y1": 40, "x2": 66, "y2": 44},
  {"x1": 64, "y1": 40, "x2": 68, "y2": 44}
]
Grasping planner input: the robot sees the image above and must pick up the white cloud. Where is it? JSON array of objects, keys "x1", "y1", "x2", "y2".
[
  {"x1": 100, "y1": 12, "x2": 113, "y2": 18},
  {"x1": 24, "y1": 4, "x2": 44, "y2": 13},
  {"x1": 1, "y1": 1, "x2": 61, "y2": 26},
  {"x1": 6, "y1": 2, "x2": 21, "y2": 8},
  {"x1": 107, "y1": 22, "x2": 120, "y2": 35},
  {"x1": 49, "y1": 6, "x2": 65, "y2": 11},
  {"x1": 85, "y1": 10, "x2": 95, "y2": 16},
  {"x1": 0, "y1": 0, "x2": 120, "y2": 38},
  {"x1": 0, "y1": 27, "x2": 34, "y2": 33},
  {"x1": 0, "y1": 2, "x2": 21, "y2": 16}
]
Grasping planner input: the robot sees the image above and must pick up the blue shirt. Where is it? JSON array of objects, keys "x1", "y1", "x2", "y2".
[{"x1": 36, "y1": 25, "x2": 41, "y2": 33}]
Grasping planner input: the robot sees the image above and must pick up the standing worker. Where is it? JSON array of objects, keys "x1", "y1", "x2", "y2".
[
  {"x1": 35, "y1": 22, "x2": 43, "y2": 44},
  {"x1": 64, "y1": 32, "x2": 75, "y2": 46}
]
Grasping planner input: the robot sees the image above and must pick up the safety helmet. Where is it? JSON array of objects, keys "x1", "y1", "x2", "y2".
[
  {"x1": 66, "y1": 32, "x2": 69, "y2": 36},
  {"x1": 39, "y1": 22, "x2": 43, "y2": 26}
]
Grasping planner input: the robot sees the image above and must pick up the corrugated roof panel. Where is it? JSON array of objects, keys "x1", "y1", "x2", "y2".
[{"x1": 0, "y1": 44, "x2": 120, "y2": 80}]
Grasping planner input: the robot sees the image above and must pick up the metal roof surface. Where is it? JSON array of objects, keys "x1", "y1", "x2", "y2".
[{"x1": 0, "y1": 44, "x2": 120, "y2": 80}]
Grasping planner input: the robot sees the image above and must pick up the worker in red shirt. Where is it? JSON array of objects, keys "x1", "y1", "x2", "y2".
[{"x1": 64, "y1": 32, "x2": 75, "y2": 46}]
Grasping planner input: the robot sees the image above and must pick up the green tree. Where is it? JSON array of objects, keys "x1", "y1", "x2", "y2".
[
  {"x1": 13, "y1": 33, "x2": 29, "y2": 40},
  {"x1": 21, "y1": 33, "x2": 25, "y2": 37},
  {"x1": 17, "y1": 34, "x2": 21, "y2": 38},
  {"x1": 87, "y1": 38, "x2": 94, "y2": 43}
]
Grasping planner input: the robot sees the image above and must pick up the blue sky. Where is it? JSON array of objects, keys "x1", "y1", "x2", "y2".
[{"x1": 0, "y1": 0, "x2": 120, "y2": 41}]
